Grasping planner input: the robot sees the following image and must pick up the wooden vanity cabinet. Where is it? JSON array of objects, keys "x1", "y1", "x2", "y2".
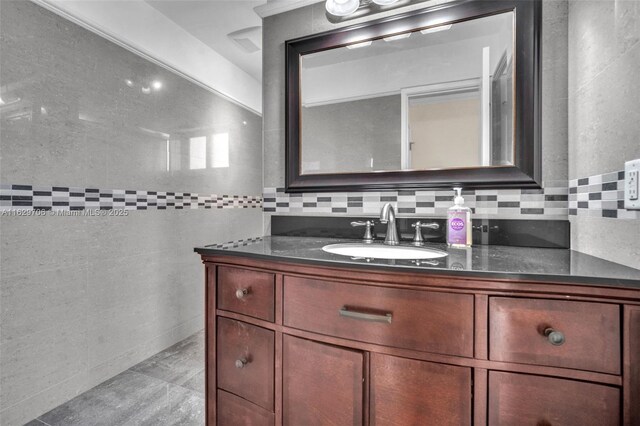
[
  {"x1": 370, "y1": 353, "x2": 471, "y2": 426},
  {"x1": 284, "y1": 276, "x2": 474, "y2": 357},
  {"x1": 281, "y1": 336, "x2": 472, "y2": 426},
  {"x1": 489, "y1": 298, "x2": 621, "y2": 374},
  {"x1": 217, "y1": 266, "x2": 275, "y2": 322},
  {"x1": 283, "y1": 335, "x2": 365, "y2": 425},
  {"x1": 488, "y1": 372, "x2": 620, "y2": 426},
  {"x1": 203, "y1": 256, "x2": 640, "y2": 426},
  {"x1": 217, "y1": 390, "x2": 275, "y2": 426},
  {"x1": 216, "y1": 317, "x2": 274, "y2": 411}
]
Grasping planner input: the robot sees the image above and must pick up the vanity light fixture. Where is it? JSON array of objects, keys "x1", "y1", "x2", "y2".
[
  {"x1": 326, "y1": 0, "x2": 399, "y2": 17},
  {"x1": 141, "y1": 86, "x2": 151, "y2": 94},
  {"x1": 383, "y1": 33, "x2": 411, "y2": 42},
  {"x1": 420, "y1": 24, "x2": 452, "y2": 34},
  {"x1": 346, "y1": 40, "x2": 373, "y2": 49},
  {"x1": 325, "y1": 0, "x2": 359, "y2": 17}
]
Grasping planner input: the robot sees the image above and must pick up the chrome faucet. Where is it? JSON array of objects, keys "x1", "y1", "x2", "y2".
[
  {"x1": 350, "y1": 220, "x2": 375, "y2": 243},
  {"x1": 411, "y1": 221, "x2": 440, "y2": 246},
  {"x1": 379, "y1": 203, "x2": 400, "y2": 245}
]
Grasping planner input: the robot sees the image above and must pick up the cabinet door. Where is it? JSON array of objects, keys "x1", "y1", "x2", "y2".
[
  {"x1": 488, "y1": 371, "x2": 620, "y2": 426},
  {"x1": 284, "y1": 276, "x2": 474, "y2": 357},
  {"x1": 217, "y1": 318, "x2": 274, "y2": 410},
  {"x1": 283, "y1": 335, "x2": 364, "y2": 426},
  {"x1": 217, "y1": 390, "x2": 275, "y2": 426},
  {"x1": 217, "y1": 266, "x2": 275, "y2": 322},
  {"x1": 624, "y1": 305, "x2": 640, "y2": 425},
  {"x1": 489, "y1": 298, "x2": 620, "y2": 374},
  {"x1": 370, "y1": 353, "x2": 471, "y2": 426}
]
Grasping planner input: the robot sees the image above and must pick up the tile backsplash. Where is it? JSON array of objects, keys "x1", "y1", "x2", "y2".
[
  {"x1": 263, "y1": 183, "x2": 569, "y2": 219},
  {"x1": 263, "y1": 168, "x2": 640, "y2": 222},
  {"x1": 569, "y1": 170, "x2": 640, "y2": 220}
]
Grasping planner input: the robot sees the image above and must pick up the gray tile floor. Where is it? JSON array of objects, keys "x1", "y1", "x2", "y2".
[{"x1": 26, "y1": 331, "x2": 205, "y2": 426}]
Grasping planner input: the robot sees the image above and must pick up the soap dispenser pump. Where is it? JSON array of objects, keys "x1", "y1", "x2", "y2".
[{"x1": 447, "y1": 187, "x2": 472, "y2": 247}]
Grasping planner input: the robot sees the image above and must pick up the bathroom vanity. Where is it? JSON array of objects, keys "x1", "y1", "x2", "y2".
[{"x1": 196, "y1": 237, "x2": 640, "y2": 426}]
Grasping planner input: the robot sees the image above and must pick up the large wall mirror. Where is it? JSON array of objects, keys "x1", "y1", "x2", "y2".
[{"x1": 286, "y1": 0, "x2": 541, "y2": 192}]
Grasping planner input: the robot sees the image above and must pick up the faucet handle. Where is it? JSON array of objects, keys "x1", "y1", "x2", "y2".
[
  {"x1": 351, "y1": 220, "x2": 375, "y2": 243},
  {"x1": 411, "y1": 221, "x2": 440, "y2": 246},
  {"x1": 412, "y1": 221, "x2": 440, "y2": 230}
]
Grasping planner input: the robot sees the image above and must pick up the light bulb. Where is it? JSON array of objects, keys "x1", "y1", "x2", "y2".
[
  {"x1": 420, "y1": 24, "x2": 452, "y2": 34},
  {"x1": 152, "y1": 80, "x2": 163, "y2": 90},
  {"x1": 383, "y1": 33, "x2": 411, "y2": 42},
  {"x1": 325, "y1": 0, "x2": 359, "y2": 17},
  {"x1": 346, "y1": 41, "x2": 372, "y2": 49}
]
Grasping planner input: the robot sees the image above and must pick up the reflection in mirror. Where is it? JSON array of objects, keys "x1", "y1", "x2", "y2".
[{"x1": 300, "y1": 11, "x2": 514, "y2": 175}]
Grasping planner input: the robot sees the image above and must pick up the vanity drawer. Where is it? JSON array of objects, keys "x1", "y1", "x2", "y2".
[
  {"x1": 217, "y1": 390, "x2": 275, "y2": 426},
  {"x1": 283, "y1": 276, "x2": 474, "y2": 357},
  {"x1": 489, "y1": 298, "x2": 620, "y2": 374},
  {"x1": 217, "y1": 318, "x2": 275, "y2": 411},
  {"x1": 217, "y1": 266, "x2": 275, "y2": 322},
  {"x1": 488, "y1": 371, "x2": 620, "y2": 426}
]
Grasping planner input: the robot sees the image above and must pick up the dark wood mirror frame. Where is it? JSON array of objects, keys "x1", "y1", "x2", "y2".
[{"x1": 285, "y1": 0, "x2": 541, "y2": 193}]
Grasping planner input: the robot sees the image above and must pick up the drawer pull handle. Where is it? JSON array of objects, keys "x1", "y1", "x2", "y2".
[
  {"x1": 339, "y1": 307, "x2": 392, "y2": 324},
  {"x1": 544, "y1": 327, "x2": 565, "y2": 346},
  {"x1": 235, "y1": 358, "x2": 248, "y2": 369},
  {"x1": 235, "y1": 288, "x2": 250, "y2": 299}
]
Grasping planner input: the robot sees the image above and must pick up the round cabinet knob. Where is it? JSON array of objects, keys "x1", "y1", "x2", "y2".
[
  {"x1": 235, "y1": 358, "x2": 247, "y2": 369},
  {"x1": 235, "y1": 288, "x2": 249, "y2": 299},
  {"x1": 544, "y1": 327, "x2": 565, "y2": 346}
]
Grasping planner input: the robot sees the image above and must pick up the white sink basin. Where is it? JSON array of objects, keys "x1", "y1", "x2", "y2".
[{"x1": 322, "y1": 243, "x2": 448, "y2": 260}]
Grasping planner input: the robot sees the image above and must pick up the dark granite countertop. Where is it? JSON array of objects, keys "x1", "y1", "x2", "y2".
[{"x1": 195, "y1": 236, "x2": 640, "y2": 289}]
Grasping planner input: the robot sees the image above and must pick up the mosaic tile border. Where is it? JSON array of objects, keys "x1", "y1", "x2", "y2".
[
  {"x1": 205, "y1": 237, "x2": 263, "y2": 249},
  {"x1": 263, "y1": 186, "x2": 569, "y2": 219},
  {"x1": 0, "y1": 184, "x2": 262, "y2": 211},
  {"x1": 569, "y1": 170, "x2": 640, "y2": 219}
]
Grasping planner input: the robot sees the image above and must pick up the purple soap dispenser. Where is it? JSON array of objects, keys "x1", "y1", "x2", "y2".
[{"x1": 447, "y1": 187, "x2": 472, "y2": 247}]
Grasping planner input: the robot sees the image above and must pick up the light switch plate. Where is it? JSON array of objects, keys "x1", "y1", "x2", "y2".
[{"x1": 625, "y1": 159, "x2": 640, "y2": 210}]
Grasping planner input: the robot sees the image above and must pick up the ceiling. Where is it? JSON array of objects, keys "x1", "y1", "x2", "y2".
[{"x1": 145, "y1": 0, "x2": 266, "y2": 82}]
